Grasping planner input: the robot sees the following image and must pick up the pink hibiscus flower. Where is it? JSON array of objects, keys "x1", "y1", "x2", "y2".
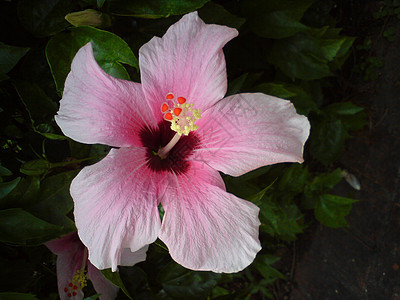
[
  {"x1": 55, "y1": 12, "x2": 310, "y2": 273},
  {"x1": 46, "y1": 232, "x2": 147, "y2": 299}
]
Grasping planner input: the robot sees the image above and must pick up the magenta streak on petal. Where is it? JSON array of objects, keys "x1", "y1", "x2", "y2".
[{"x1": 139, "y1": 121, "x2": 200, "y2": 174}]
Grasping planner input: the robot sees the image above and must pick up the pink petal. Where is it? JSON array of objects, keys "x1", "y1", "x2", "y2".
[
  {"x1": 46, "y1": 234, "x2": 85, "y2": 300},
  {"x1": 139, "y1": 12, "x2": 238, "y2": 118},
  {"x1": 55, "y1": 43, "x2": 155, "y2": 147},
  {"x1": 46, "y1": 232, "x2": 79, "y2": 255},
  {"x1": 87, "y1": 262, "x2": 119, "y2": 300},
  {"x1": 120, "y1": 245, "x2": 148, "y2": 266},
  {"x1": 193, "y1": 93, "x2": 310, "y2": 176},
  {"x1": 159, "y1": 162, "x2": 261, "y2": 273},
  {"x1": 71, "y1": 147, "x2": 162, "y2": 271}
]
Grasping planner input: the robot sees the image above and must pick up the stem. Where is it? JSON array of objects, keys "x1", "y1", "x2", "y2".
[{"x1": 157, "y1": 133, "x2": 181, "y2": 159}]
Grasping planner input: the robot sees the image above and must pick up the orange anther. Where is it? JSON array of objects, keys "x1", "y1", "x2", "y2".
[
  {"x1": 177, "y1": 97, "x2": 186, "y2": 104},
  {"x1": 161, "y1": 103, "x2": 169, "y2": 113},
  {"x1": 166, "y1": 93, "x2": 174, "y2": 100},
  {"x1": 174, "y1": 108, "x2": 182, "y2": 116},
  {"x1": 72, "y1": 292, "x2": 77, "y2": 296},
  {"x1": 164, "y1": 112, "x2": 173, "y2": 121}
]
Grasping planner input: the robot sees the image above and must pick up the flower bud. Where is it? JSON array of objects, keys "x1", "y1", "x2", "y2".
[{"x1": 65, "y1": 9, "x2": 111, "y2": 28}]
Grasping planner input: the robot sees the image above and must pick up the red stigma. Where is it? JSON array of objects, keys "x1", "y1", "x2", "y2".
[
  {"x1": 72, "y1": 292, "x2": 77, "y2": 296},
  {"x1": 67, "y1": 293, "x2": 72, "y2": 297},
  {"x1": 68, "y1": 283, "x2": 73, "y2": 287},
  {"x1": 164, "y1": 112, "x2": 173, "y2": 121},
  {"x1": 174, "y1": 108, "x2": 182, "y2": 116},
  {"x1": 161, "y1": 103, "x2": 169, "y2": 113},
  {"x1": 166, "y1": 93, "x2": 174, "y2": 100},
  {"x1": 64, "y1": 287, "x2": 68, "y2": 293},
  {"x1": 178, "y1": 97, "x2": 186, "y2": 104}
]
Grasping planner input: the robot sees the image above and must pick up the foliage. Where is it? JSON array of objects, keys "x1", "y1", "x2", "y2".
[{"x1": 0, "y1": 0, "x2": 364, "y2": 299}]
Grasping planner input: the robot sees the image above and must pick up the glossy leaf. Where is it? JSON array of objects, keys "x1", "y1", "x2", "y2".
[
  {"x1": 254, "y1": 82, "x2": 318, "y2": 115},
  {"x1": 101, "y1": 269, "x2": 133, "y2": 299},
  {"x1": 27, "y1": 171, "x2": 78, "y2": 232},
  {"x1": 158, "y1": 262, "x2": 220, "y2": 299},
  {"x1": 259, "y1": 196, "x2": 304, "y2": 241},
  {"x1": 108, "y1": 0, "x2": 210, "y2": 18},
  {"x1": 0, "y1": 292, "x2": 39, "y2": 300},
  {"x1": 278, "y1": 164, "x2": 310, "y2": 193},
  {"x1": 310, "y1": 117, "x2": 347, "y2": 164},
  {"x1": 309, "y1": 168, "x2": 343, "y2": 192},
  {"x1": 315, "y1": 194, "x2": 357, "y2": 228},
  {"x1": 0, "y1": 208, "x2": 63, "y2": 245},
  {"x1": 253, "y1": 254, "x2": 285, "y2": 282},
  {"x1": 20, "y1": 160, "x2": 52, "y2": 176},
  {"x1": 119, "y1": 266, "x2": 152, "y2": 299},
  {"x1": 0, "y1": 177, "x2": 40, "y2": 209},
  {"x1": 324, "y1": 102, "x2": 366, "y2": 131},
  {"x1": 17, "y1": 0, "x2": 74, "y2": 37},
  {"x1": 46, "y1": 26, "x2": 138, "y2": 94},
  {"x1": 13, "y1": 80, "x2": 57, "y2": 136},
  {"x1": 0, "y1": 42, "x2": 29, "y2": 79},
  {"x1": 199, "y1": 2, "x2": 245, "y2": 29},
  {"x1": 268, "y1": 27, "x2": 349, "y2": 80},
  {"x1": 0, "y1": 178, "x2": 21, "y2": 199},
  {"x1": 97, "y1": 0, "x2": 106, "y2": 7},
  {"x1": 242, "y1": 0, "x2": 314, "y2": 39},
  {"x1": 0, "y1": 165, "x2": 12, "y2": 177}
]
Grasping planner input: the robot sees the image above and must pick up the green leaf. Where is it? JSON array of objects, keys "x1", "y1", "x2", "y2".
[
  {"x1": 253, "y1": 254, "x2": 285, "y2": 282},
  {"x1": 119, "y1": 266, "x2": 152, "y2": 299},
  {"x1": 0, "y1": 176, "x2": 40, "y2": 209},
  {"x1": 84, "y1": 295, "x2": 100, "y2": 300},
  {"x1": 259, "y1": 197, "x2": 304, "y2": 241},
  {"x1": 226, "y1": 73, "x2": 249, "y2": 96},
  {"x1": 310, "y1": 117, "x2": 347, "y2": 164},
  {"x1": 254, "y1": 82, "x2": 318, "y2": 115},
  {"x1": 324, "y1": 102, "x2": 366, "y2": 131},
  {"x1": 242, "y1": 0, "x2": 314, "y2": 39},
  {"x1": 0, "y1": 165, "x2": 12, "y2": 177},
  {"x1": 247, "y1": 184, "x2": 273, "y2": 206},
  {"x1": 198, "y1": 2, "x2": 245, "y2": 29},
  {"x1": 27, "y1": 171, "x2": 78, "y2": 232},
  {"x1": 255, "y1": 82, "x2": 297, "y2": 99},
  {"x1": 13, "y1": 80, "x2": 57, "y2": 126},
  {"x1": 0, "y1": 292, "x2": 39, "y2": 300},
  {"x1": 324, "y1": 102, "x2": 364, "y2": 116},
  {"x1": 101, "y1": 269, "x2": 133, "y2": 299},
  {"x1": 46, "y1": 26, "x2": 138, "y2": 94},
  {"x1": 0, "y1": 42, "x2": 29, "y2": 76},
  {"x1": 0, "y1": 257, "x2": 36, "y2": 292},
  {"x1": 0, "y1": 208, "x2": 63, "y2": 245},
  {"x1": 108, "y1": 0, "x2": 210, "y2": 18},
  {"x1": 97, "y1": 0, "x2": 106, "y2": 8},
  {"x1": 278, "y1": 164, "x2": 310, "y2": 193},
  {"x1": 309, "y1": 168, "x2": 343, "y2": 192},
  {"x1": 0, "y1": 178, "x2": 21, "y2": 199},
  {"x1": 38, "y1": 132, "x2": 68, "y2": 140},
  {"x1": 17, "y1": 0, "x2": 74, "y2": 37},
  {"x1": 268, "y1": 27, "x2": 349, "y2": 80},
  {"x1": 315, "y1": 194, "x2": 357, "y2": 228},
  {"x1": 20, "y1": 160, "x2": 52, "y2": 176},
  {"x1": 158, "y1": 262, "x2": 220, "y2": 299}
]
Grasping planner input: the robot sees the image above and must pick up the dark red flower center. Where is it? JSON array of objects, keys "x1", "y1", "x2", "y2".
[{"x1": 140, "y1": 121, "x2": 200, "y2": 174}]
